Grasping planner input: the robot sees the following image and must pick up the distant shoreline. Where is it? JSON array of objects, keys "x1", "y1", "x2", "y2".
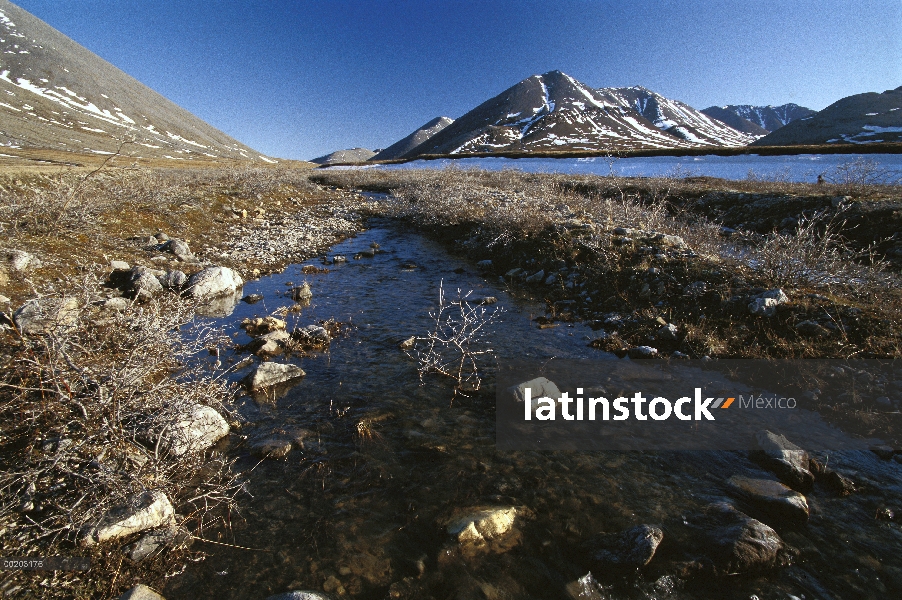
[{"x1": 320, "y1": 141, "x2": 902, "y2": 168}]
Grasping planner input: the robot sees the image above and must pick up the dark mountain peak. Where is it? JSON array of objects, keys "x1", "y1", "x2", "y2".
[{"x1": 371, "y1": 116, "x2": 454, "y2": 161}]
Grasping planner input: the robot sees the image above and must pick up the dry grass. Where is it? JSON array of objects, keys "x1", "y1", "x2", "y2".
[{"x1": 0, "y1": 271, "x2": 242, "y2": 598}]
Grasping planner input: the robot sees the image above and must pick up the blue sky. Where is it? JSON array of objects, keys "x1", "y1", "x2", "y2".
[{"x1": 13, "y1": 0, "x2": 902, "y2": 160}]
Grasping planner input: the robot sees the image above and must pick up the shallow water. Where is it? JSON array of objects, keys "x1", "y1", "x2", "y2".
[
  {"x1": 357, "y1": 154, "x2": 902, "y2": 184},
  {"x1": 168, "y1": 221, "x2": 902, "y2": 600}
]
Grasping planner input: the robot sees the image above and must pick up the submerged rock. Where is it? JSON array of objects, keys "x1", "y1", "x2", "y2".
[
  {"x1": 291, "y1": 281, "x2": 313, "y2": 302},
  {"x1": 507, "y1": 377, "x2": 561, "y2": 403},
  {"x1": 751, "y1": 430, "x2": 814, "y2": 492},
  {"x1": 447, "y1": 507, "x2": 520, "y2": 554},
  {"x1": 686, "y1": 502, "x2": 795, "y2": 575},
  {"x1": 725, "y1": 476, "x2": 809, "y2": 524},
  {"x1": 82, "y1": 490, "x2": 174, "y2": 546},
  {"x1": 586, "y1": 524, "x2": 664, "y2": 569},
  {"x1": 293, "y1": 324, "x2": 331, "y2": 347},
  {"x1": 241, "y1": 316, "x2": 287, "y2": 336},
  {"x1": 244, "y1": 362, "x2": 306, "y2": 390}
]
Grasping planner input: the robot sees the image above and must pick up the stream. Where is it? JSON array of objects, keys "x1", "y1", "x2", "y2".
[{"x1": 165, "y1": 220, "x2": 902, "y2": 600}]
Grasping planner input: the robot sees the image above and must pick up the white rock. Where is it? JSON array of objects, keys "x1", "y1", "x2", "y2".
[
  {"x1": 448, "y1": 507, "x2": 518, "y2": 546},
  {"x1": 187, "y1": 266, "x2": 243, "y2": 300},
  {"x1": 507, "y1": 377, "x2": 561, "y2": 403},
  {"x1": 153, "y1": 404, "x2": 229, "y2": 457},
  {"x1": 3, "y1": 248, "x2": 41, "y2": 272},
  {"x1": 244, "y1": 362, "x2": 306, "y2": 390},
  {"x1": 119, "y1": 584, "x2": 166, "y2": 600},
  {"x1": 82, "y1": 490, "x2": 174, "y2": 546},
  {"x1": 110, "y1": 260, "x2": 131, "y2": 271},
  {"x1": 264, "y1": 592, "x2": 331, "y2": 600}
]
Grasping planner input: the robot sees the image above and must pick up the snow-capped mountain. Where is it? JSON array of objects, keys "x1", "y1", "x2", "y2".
[
  {"x1": 404, "y1": 71, "x2": 753, "y2": 157},
  {"x1": 703, "y1": 103, "x2": 814, "y2": 134},
  {"x1": 371, "y1": 116, "x2": 453, "y2": 161},
  {"x1": 751, "y1": 87, "x2": 902, "y2": 146},
  {"x1": 309, "y1": 148, "x2": 376, "y2": 164},
  {"x1": 595, "y1": 86, "x2": 757, "y2": 146},
  {"x1": 0, "y1": 0, "x2": 271, "y2": 161}
]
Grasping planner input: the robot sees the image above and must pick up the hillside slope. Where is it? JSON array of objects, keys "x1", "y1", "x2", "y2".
[
  {"x1": 752, "y1": 87, "x2": 902, "y2": 146},
  {"x1": 0, "y1": 0, "x2": 270, "y2": 161}
]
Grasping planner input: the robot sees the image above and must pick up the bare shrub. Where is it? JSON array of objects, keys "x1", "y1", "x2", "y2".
[
  {"x1": 405, "y1": 281, "x2": 503, "y2": 400},
  {"x1": 745, "y1": 208, "x2": 891, "y2": 289},
  {"x1": 825, "y1": 158, "x2": 901, "y2": 195},
  {"x1": 0, "y1": 272, "x2": 241, "y2": 593}
]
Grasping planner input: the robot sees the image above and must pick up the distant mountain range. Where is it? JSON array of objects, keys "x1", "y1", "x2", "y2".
[
  {"x1": 0, "y1": 0, "x2": 269, "y2": 162},
  {"x1": 750, "y1": 86, "x2": 902, "y2": 146},
  {"x1": 703, "y1": 104, "x2": 815, "y2": 135},
  {"x1": 398, "y1": 71, "x2": 757, "y2": 157},
  {"x1": 319, "y1": 72, "x2": 845, "y2": 162}
]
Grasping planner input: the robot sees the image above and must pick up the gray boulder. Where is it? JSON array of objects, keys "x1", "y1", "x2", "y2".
[
  {"x1": 157, "y1": 269, "x2": 188, "y2": 290},
  {"x1": 14, "y1": 297, "x2": 79, "y2": 335},
  {"x1": 148, "y1": 404, "x2": 229, "y2": 457},
  {"x1": 162, "y1": 239, "x2": 194, "y2": 261},
  {"x1": 187, "y1": 266, "x2": 243, "y2": 300},
  {"x1": 686, "y1": 502, "x2": 795, "y2": 574},
  {"x1": 751, "y1": 430, "x2": 814, "y2": 492},
  {"x1": 82, "y1": 490, "x2": 174, "y2": 546},
  {"x1": 725, "y1": 476, "x2": 809, "y2": 523}
]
